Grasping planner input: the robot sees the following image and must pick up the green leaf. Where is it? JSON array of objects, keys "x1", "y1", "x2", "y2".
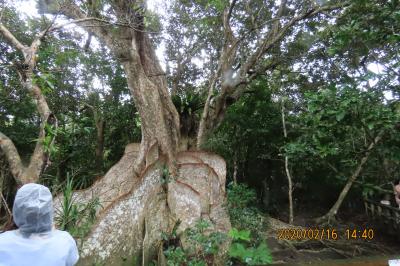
[
  {"x1": 229, "y1": 242, "x2": 248, "y2": 258},
  {"x1": 336, "y1": 111, "x2": 346, "y2": 121},
  {"x1": 83, "y1": 127, "x2": 92, "y2": 134},
  {"x1": 229, "y1": 228, "x2": 251, "y2": 241},
  {"x1": 327, "y1": 47, "x2": 337, "y2": 56}
]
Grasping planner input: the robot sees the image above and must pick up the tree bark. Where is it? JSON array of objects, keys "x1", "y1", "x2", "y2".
[{"x1": 316, "y1": 130, "x2": 384, "y2": 224}]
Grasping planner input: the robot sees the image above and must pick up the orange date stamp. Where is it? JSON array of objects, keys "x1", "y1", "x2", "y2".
[{"x1": 276, "y1": 228, "x2": 374, "y2": 241}]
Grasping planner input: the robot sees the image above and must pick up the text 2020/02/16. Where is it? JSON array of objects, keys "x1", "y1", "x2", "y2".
[{"x1": 276, "y1": 228, "x2": 374, "y2": 241}]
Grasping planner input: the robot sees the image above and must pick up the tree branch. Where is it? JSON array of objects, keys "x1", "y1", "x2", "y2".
[
  {"x1": 0, "y1": 132, "x2": 24, "y2": 185},
  {"x1": 227, "y1": 0, "x2": 237, "y2": 21},
  {"x1": 317, "y1": 129, "x2": 385, "y2": 223},
  {"x1": 0, "y1": 19, "x2": 56, "y2": 183},
  {"x1": 197, "y1": 1, "x2": 350, "y2": 147},
  {"x1": 197, "y1": 1, "x2": 240, "y2": 147},
  {"x1": 240, "y1": 2, "x2": 349, "y2": 81},
  {"x1": 272, "y1": 0, "x2": 287, "y2": 36},
  {"x1": 0, "y1": 23, "x2": 26, "y2": 52}
]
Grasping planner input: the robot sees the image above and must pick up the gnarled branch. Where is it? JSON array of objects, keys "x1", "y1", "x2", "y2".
[
  {"x1": 197, "y1": 1, "x2": 350, "y2": 147},
  {"x1": 0, "y1": 20, "x2": 56, "y2": 183},
  {"x1": 0, "y1": 132, "x2": 24, "y2": 184}
]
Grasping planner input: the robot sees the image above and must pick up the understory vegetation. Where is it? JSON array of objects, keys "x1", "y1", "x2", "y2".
[
  {"x1": 55, "y1": 177, "x2": 100, "y2": 241},
  {"x1": 161, "y1": 184, "x2": 272, "y2": 266}
]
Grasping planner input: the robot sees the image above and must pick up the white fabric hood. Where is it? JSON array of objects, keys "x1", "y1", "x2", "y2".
[{"x1": 12, "y1": 183, "x2": 53, "y2": 235}]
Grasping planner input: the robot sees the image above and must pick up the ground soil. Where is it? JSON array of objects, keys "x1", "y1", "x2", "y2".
[{"x1": 265, "y1": 205, "x2": 400, "y2": 266}]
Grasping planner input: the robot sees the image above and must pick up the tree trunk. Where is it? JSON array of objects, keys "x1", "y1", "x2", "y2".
[
  {"x1": 316, "y1": 131, "x2": 384, "y2": 224},
  {"x1": 54, "y1": 2, "x2": 180, "y2": 171},
  {"x1": 53, "y1": 0, "x2": 181, "y2": 198},
  {"x1": 233, "y1": 153, "x2": 238, "y2": 185},
  {"x1": 95, "y1": 119, "x2": 104, "y2": 172},
  {"x1": 281, "y1": 100, "x2": 294, "y2": 224},
  {"x1": 86, "y1": 105, "x2": 105, "y2": 173},
  {"x1": 284, "y1": 157, "x2": 294, "y2": 224}
]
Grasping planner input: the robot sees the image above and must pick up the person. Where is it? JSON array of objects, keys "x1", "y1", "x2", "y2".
[
  {"x1": 393, "y1": 179, "x2": 400, "y2": 209},
  {"x1": 0, "y1": 183, "x2": 79, "y2": 266}
]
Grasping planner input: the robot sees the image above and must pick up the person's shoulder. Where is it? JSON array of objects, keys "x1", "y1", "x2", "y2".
[
  {"x1": 0, "y1": 230, "x2": 17, "y2": 237},
  {"x1": 53, "y1": 229, "x2": 75, "y2": 240},
  {"x1": 54, "y1": 230, "x2": 79, "y2": 261},
  {"x1": 55, "y1": 230, "x2": 78, "y2": 244},
  {"x1": 0, "y1": 230, "x2": 17, "y2": 243}
]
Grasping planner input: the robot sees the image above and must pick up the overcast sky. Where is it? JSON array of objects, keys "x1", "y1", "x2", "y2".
[{"x1": 11, "y1": 0, "x2": 168, "y2": 68}]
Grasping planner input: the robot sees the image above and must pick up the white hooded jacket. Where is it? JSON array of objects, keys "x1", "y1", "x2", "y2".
[{"x1": 0, "y1": 183, "x2": 79, "y2": 266}]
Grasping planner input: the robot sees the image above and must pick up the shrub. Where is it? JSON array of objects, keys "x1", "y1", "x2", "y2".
[
  {"x1": 228, "y1": 228, "x2": 272, "y2": 265},
  {"x1": 55, "y1": 177, "x2": 100, "y2": 240},
  {"x1": 163, "y1": 219, "x2": 226, "y2": 266},
  {"x1": 227, "y1": 183, "x2": 265, "y2": 242}
]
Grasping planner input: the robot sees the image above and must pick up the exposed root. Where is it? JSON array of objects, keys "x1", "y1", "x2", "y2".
[
  {"x1": 267, "y1": 217, "x2": 395, "y2": 264},
  {"x1": 315, "y1": 214, "x2": 338, "y2": 225},
  {"x1": 318, "y1": 240, "x2": 352, "y2": 258}
]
